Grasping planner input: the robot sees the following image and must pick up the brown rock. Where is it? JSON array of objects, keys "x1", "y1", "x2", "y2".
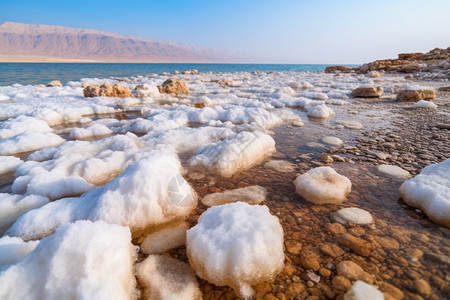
[
  {"x1": 351, "y1": 86, "x2": 384, "y2": 98},
  {"x1": 331, "y1": 276, "x2": 351, "y2": 292},
  {"x1": 376, "y1": 236, "x2": 400, "y2": 250},
  {"x1": 286, "y1": 240, "x2": 302, "y2": 255},
  {"x1": 325, "y1": 66, "x2": 352, "y2": 73},
  {"x1": 284, "y1": 263, "x2": 296, "y2": 276},
  {"x1": 325, "y1": 222, "x2": 346, "y2": 235},
  {"x1": 319, "y1": 154, "x2": 333, "y2": 163},
  {"x1": 219, "y1": 78, "x2": 234, "y2": 87},
  {"x1": 157, "y1": 78, "x2": 189, "y2": 95},
  {"x1": 396, "y1": 89, "x2": 436, "y2": 102},
  {"x1": 47, "y1": 80, "x2": 62, "y2": 87},
  {"x1": 414, "y1": 278, "x2": 431, "y2": 296},
  {"x1": 84, "y1": 83, "x2": 132, "y2": 98},
  {"x1": 398, "y1": 52, "x2": 423, "y2": 60},
  {"x1": 319, "y1": 267, "x2": 331, "y2": 277},
  {"x1": 299, "y1": 252, "x2": 320, "y2": 271},
  {"x1": 285, "y1": 282, "x2": 306, "y2": 299},
  {"x1": 320, "y1": 243, "x2": 345, "y2": 258},
  {"x1": 438, "y1": 86, "x2": 450, "y2": 92},
  {"x1": 336, "y1": 260, "x2": 374, "y2": 283},
  {"x1": 379, "y1": 282, "x2": 404, "y2": 299},
  {"x1": 336, "y1": 233, "x2": 373, "y2": 256}
]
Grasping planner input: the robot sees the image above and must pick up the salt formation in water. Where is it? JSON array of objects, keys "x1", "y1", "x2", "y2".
[
  {"x1": 264, "y1": 159, "x2": 297, "y2": 172},
  {"x1": 140, "y1": 221, "x2": 188, "y2": 254},
  {"x1": 186, "y1": 202, "x2": 284, "y2": 299},
  {"x1": 0, "y1": 194, "x2": 49, "y2": 234},
  {"x1": 333, "y1": 207, "x2": 373, "y2": 225},
  {"x1": 306, "y1": 104, "x2": 335, "y2": 118},
  {"x1": 0, "y1": 131, "x2": 65, "y2": 155},
  {"x1": 0, "y1": 156, "x2": 22, "y2": 174},
  {"x1": 190, "y1": 131, "x2": 275, "y2": 177},
  {"x1": 344, "y1": 280, "x2": 385, "y2": 300},
  {"x1": 375, "y1": 164, "x2": 411, "y2": 180},
  {"x1": 0, "y1": 221, "x2": 137, "y2": 300},
  {"x1": 201, "y1": 185, "x2": 267, "y2": 207},
  {"x1": 6, "y1": 152, "x2": 198, "y2": 240},
  {"x1": 0, "y1": 115, "x2": 52, "y2": 139},
  {"x1": 413, "y1": 100, "x2": 437, "y2": 109},
  {"x1": 69, "y1": 123, "x2": 113, "y2": 140},
  {"x1": 0, "y1": 236, "x2": 39, "y2": 269},
  {"x1": 399, "y1": 158, "x2": 450, "y2": 227},
  {"x1": 322, "y1": 136, "x2": 343, "y2": 146},
  {"x1": 294, "y1": 166, "x2": 352, "y2": 204},
  {"x1": 136, "y1": 255, "x2": 201, "y2": 300}
]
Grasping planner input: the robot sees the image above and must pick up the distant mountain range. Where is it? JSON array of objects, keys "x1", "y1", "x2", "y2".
[{"x1": 0, "y1": 22, "x2": 245, "y2": 63}]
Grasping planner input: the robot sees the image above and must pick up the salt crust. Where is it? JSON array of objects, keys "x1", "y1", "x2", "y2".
[
  {"x1": 201, "y1": 185, "x2": 267, "y2": 207},
  {"x1": 6, "y1": 152, "x2": 197, "y2": 240},
  {"x1": 0, "y1": 221, "x2": 137, "y2": 300},
  {"x1": 0, "y1": 131, "x2": 65, "y2": 155},
  {"x1": 413, "y1": 100, "x2": 437, "y2": 109},
  {"x1": 375, "y1": 164, "x2": 411, "y2": 180},
  {"x1": 334, "y1": 207, "x2": 373, "y2": 225},
  {"x1": 344, "y1": 280, "x2": 385, "y2": 300},
  {"x1": 186, "y1": 202, "x2": 284, "y2": 299},
  {"x1": 0, "y1": 156, "x2": 22, "y2": 174},
  {"x1": 0, "y1": 115, "x2": 52, "y2": 140},
  {"x1": 140, "y1": 221, "x2": 188, "y2": 255}
]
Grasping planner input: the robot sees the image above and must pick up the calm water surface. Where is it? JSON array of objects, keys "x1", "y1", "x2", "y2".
[{"x1": 0, "y1": 63, "x2": 358, "y2": 86}]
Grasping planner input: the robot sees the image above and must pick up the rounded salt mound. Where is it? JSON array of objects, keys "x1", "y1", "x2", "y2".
[
  {"x1": 186, "y1": 202, "x2": 284, "y2": 299},
  {"x1": 294, "y1": 166, "x2": 351, "y2": 204}
]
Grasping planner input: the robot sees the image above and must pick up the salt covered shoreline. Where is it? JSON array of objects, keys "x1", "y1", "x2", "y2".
[{"x1": 0, "y1": 66, "x2": 449, "y2": 299}]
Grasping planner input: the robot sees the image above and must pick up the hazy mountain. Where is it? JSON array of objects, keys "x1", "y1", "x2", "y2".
[{"x1": 0, "y1": 22, "x2": 245, "y2": 62}]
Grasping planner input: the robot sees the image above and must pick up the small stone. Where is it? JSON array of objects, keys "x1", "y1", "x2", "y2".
[
  {"x1": 378, "y1": 282, "x2": 404, "y2": 299},
  {"x1": 414, "y1": 278, "x2": 431, "y2": 296},
  {"x1": 375, "y1": 165, "x2": 411, "y2": 179},
  {"x1": 299, "y1": 252, "x2": 320, "y2": 271},
  {"x1": 320, "y1": 243, "x2": 345, "y2": 258},
  {"x1": 332, "y1": 276, "x2": 351, "y2": 292},
  {"x1": 333, "y1": 207, "x2": 373, "y2": 225},
  {"x1": 337, "y1": 260, "x2": 374, "y2": 283},
  {"x1": 306, "y1": 271, "x2": 321, "y2": 283},
  {"x1": 376, "y1": 236, "x2": 400, "y2": 250},
  {"x1": 284, "y1": 263, "x2": 296, "y2": 276},
  {"x1": 319, "y1": 267, "x2": 331, "y2": 277},
  {"x1": 320, "y1": 154, "x2": 334, "y2": 163},
  {"x1": 286, "y1": 240, "x2": 303, "y2": 255},
  {"x1": 322, "y1": 136, "x2": 343, "y2": 146},
  {"x1": 336, "y1": 233, "x2": 374, "y2": 256},
  {"x1": 265, "y1": 160, "x2": 297, "y2": 173},
  {"x1": 325, "y1": 222, "x2": 346, "y2": 235},
  {"x1": 285, "y1": 282, "x2": 306, "y2": 299},
  {"x1": 351, "y1": 86, "x2": 384, "y2": 98},
  {"x1": 46, "y1": 80, "x2": 62, "y2": 87}
]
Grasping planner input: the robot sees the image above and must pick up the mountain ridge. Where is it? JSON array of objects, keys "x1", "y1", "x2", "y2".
[{"x1": 0, "y1": 22, "x2": 244, "y2": 63}]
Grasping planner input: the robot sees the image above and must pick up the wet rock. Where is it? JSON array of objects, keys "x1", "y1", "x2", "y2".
[
  {"x1": 333, "y1": 207, "x2": 373, "y2": 225},
  {"x1": 319, "y1": 154, "x2": 334, "y2": 163},
  {"x1": 319, "y1": 267, "x2": 331, "y2": 277},
  {"x1": 84, "y1": 83, "x2": 132, "y2": 98},
  {"x1": 337, "y1": 261, "x2": 374, "y2": 283},
  {"x1": 336, "y1": 233, "x2": 374, "y2": 256},
  {"x1": 322, "y1": 136, "x2": 343, "y2": 146},
  {"x1": 285, "y1": 282, "x2": 306, "y2": 299},
  {"x1": 332, "y1": 276, "x2": 351, "y2": 292},
  {"x1": 320, "y1": 242, "x2": 345, "y2": 258},
  {"x1": 375, "y1": 164, "x2": 411, "y2": 180},
  {"x1": 325, "y1": 222, "x2": 346, "y2": 235},
  {"x1": 396, "y1": 88, "x2": 436, "y2": 102},
  {"x1": 46, "y1": 80, "x2": 62, "y2": 87},
  {"x1": 286, "y1": 240, "x2": 302, "y2": 255},
  {"x1": 351, "y1": 87, "x2": 384, "y2": 98},
  {"x1": 376, "y1": 236, "x2": 400, "y2": 250},
  {"x1": 157, "y1": 78, "x2": 189, "y2": 95},
  {"x1": 299, "y1": 252, "x2": 320, "y2": 271},
  {"x1": 414, "y1": 278, "x2": 431, "y2": 296},
  {"x1": 306, "y1": 271, "x2": 321, "y2": 284},
  {"x1": 265, "y1": 160, "x2": 297, "y2": 173},
  {"x1": 378, "y1": 281, "x2": 404, "y2": 299}
]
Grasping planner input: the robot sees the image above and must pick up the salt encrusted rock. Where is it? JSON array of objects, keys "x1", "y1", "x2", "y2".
[
  {"x1": 0, "y1": 131, "x2": 65, "y2": 155},
  {"x1": 337, "y1": 261, "x2": 374, "y2": 283},
  {"x1": 294, "y1": 166, "x2": 351, "y2": 204},
  {"x1": 0, "y1": 236, "x2": 39, "y2": 268},
  {"x1": 334, "y1": 208, "x2": 373, "y2": 225},
  {"x1": 219, "y1": 78, "x2": 234, "y2": 87},
  {"x1": 413, "y1": 100, "x2": 437, "y2": 109},
  {"x1": 396, "y1": 86, "x2": 436, "y2": 102},
  {"x1": 136, "y1": 255, "x2": 201, "y2": 300},
  {"x1": 46, "y1": 80, "x2": 62, "y2": 87},
  {"x1": 322, "y1": 136, "x2": 343, "y2": 146},
  {"x1": 140, "y1": 221, "x2": 188, "y2": 254},
  {"x1": 201, "y1": 185, "x2": 267, "y2": 207},
  {"x1": 186, "y1": 202, "x2": 284, "y2": 299},
  {"x1": 0, "y1": 221, "x2": 137, "y2": 299},
  {"x1": 375, "y1": 165, "x2": 411, "y2": 180},
  {"x1": 351, "y1": 87, "x2": 383, "y2": 98},
  {"x1": 399, "y1": 158, "x2": 450, "y2": 227},
  {"x1": 307, "y1": 104, "x2": 335, "y2": 118},
  {"x1": 344, "y1": 281, "x2": 384, "y2": 300},
  {"x1": 367, "y1": 71, "x2": 381, "y2": 78},
  {"x1": 83, "y1": 83, "x2": 132, "y2": 98},
  {"x1": 0, "y1": 156, "x2": 22, "y2": 174},
  {"x1": 157, "y1": 78, "x2": 190, "y2": 95},
  {"x1": 325, "y1": 66, "x2": 352, "y2": 73}
]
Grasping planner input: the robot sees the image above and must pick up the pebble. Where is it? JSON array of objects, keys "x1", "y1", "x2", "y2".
[
  {"x1": 285, "y1": 282, "x2": 306, "y2": 299},
  {"x1": 319, "y1": 154, "x2": 334, "y2": 163},
  {"x1": 376, "y1": 236, "x2": 400, "y2": 250},
  {"x1": 306, "y1": 271, "x2": 321, "y2": 283},
  {"x1": 285, "y1": 240, "x2": 303, "y2": 255},
  {"x1": 414, "y1": 278, "x2": 431, "y2": 296},
  {"x1": 336, "y1": 260, "x2": 374, "y2": 283},
  {"x1": 299, "y1": 252, "x2": 321, "y2": 271},
  {"x1": 325, "y1": 222, "x2": 346, "y2": 235},
  {"x1": 378, "y1": 281, "x2": 405, "y2": 300},
  {"x1": 336, "y1": 233, "x2": 374, "y2": 256},
  {"x1": 331, "y1": 276, "x2": 351, "y2": 292},
  {"x1": 320, "y1": 243, "x2": 345, "y2": 258}
]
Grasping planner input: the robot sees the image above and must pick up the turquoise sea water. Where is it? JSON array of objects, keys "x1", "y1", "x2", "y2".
[{"x1": 0, "y1": 63, "x2": 358, "y2": 86}]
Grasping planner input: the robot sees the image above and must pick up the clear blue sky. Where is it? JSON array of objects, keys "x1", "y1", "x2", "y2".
[{"x1": 1, "y1": 0, "x2": 449, "y2": 63}]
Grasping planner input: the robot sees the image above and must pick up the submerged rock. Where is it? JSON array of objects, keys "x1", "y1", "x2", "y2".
[
  {"x1": 375, "y1": 165, "x2": 411, "y2": 180},
  {"x1": 333, "y1": 207, "x2": 373, "y2": 225},
  {"x1": 399, "y1": 158, "x2": 450, "y2": 227},
  {"x1": 186, "y1": 202, "x2": 284, "y2": 299},
  {"x1": 351, "y1": 86, "x2": 383, "y2": 98},
  {"x1": 201, "y1": 185, "x2": 267, "y2": 207},
  {"x1": 157, "y1": 78, "x2": 189, "y2": 95},
  {"x1": 83, "y1": 83, "x2": 132, "y2": 98},
  {"x1": 264, "y1": 160, "x2": 297, "y2": 172},
  {"x1": 294, "y1": 166, "x2": 351, "y2": 204},
  {"x1": 344, "y1": 280, "x2": 384, "y2": 300}
]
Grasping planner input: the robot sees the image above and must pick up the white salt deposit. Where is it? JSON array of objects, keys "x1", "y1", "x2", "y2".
[
  {"x1": 136, "y1": 255, "x2": 201, "y2": 300},
  {"x1": 375, "y1": 164, "x2": 411, "y2": 180},
  {"x1": 69, "y1": 123, "x2": 113, "y2": 139},
  {"x1": 6, "y1": 152, "x2": 198, "y2": 240},
  {"x1": 335, "y1": 120, "x2": 364, "y2": 130},
  {"x1": 190, "y1": 131, "x2": 275, "y2": 177},
  {"x1": 344, "y1": 280, "x2": 385, "y2": 300},
  {"x1": 306, "y1": 104, "x2": 335, "y2": 118},
  {"x1": 294, "y1": 166, "x2": 352, "y2": 204},
  {"x1": 186, "y1": 202, "x2": 284, "y2": 299},
  {"x1": 0, "y1": 221, "x2": 137, "y2": 300},
  {"x1": 0, "y1": 131, "x2": 65, "y2": 155},
  {"x1": 0, "y1": 115, "x2": 52, "y2": 140},
  {"x1": 321, "y1": 136, "x2": 343, "y2": 146},
  {"x1": 140, "y1": 221, "x2": 188, "y2": 254},
  {"x1": 399, "y1": 158, "x2": 450, "y2": 227},
  {"x1": 264, "y1": 159, "x2": 297, "y2": 172},
  {"x1": 201, "y1": 185, "x2": 267, "y2": 207},
  {"x1": 0, "y1": 236, "x2": 39, "y2": 270},
  {"x1": 413, "y1": 100, "x2": 437, "y2": 109},
  {"x1": 334, "y1": 207, "x2": 373, "y2": 225},
  {"x1": 0, "y1": 156, "x2": 22, "y2": 174},
  {"x1": 0, "y1": 194, "x2": 49, "y2": 234}
]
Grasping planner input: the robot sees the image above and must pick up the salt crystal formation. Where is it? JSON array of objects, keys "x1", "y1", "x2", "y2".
[
  {"x1": 186, "y1": 202, "x2": 284, "y2": 299},
  {"x1": 201, "y1": 185, "x2": 267, "y2": 207},
  {"x1": 0, "y1": 221, "x2": 137, "y2": 300},
  {"x1": 136, "y1": 255, "x2": 201, "y2": 300},
  {"x1": 399, "y1": 158, "x2": 450, "y2": 227},
  {"x1": 344, "y1": 280, "x2": 385, "y2": 300},
  {"x1": 334, "y1": 207, "x2": 373, "y2": 225},
  {"x1": 294, "y1": 166, "x2": 352, "y2": 204},
  {"x1": 140, "y1": 221, "x2": 188, "y2": 255}
]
